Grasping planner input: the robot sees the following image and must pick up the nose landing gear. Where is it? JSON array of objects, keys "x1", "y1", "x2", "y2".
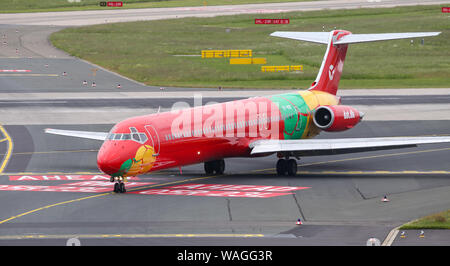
[{"x1": 110, "y1": 176, "x2": 127, "y2": 193}]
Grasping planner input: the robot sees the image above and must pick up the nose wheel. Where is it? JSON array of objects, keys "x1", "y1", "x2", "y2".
[
  {"x1": 113, "y1": 182, "x2": 126, "y2": 193},
  {"x1": 111, "y1": 176, "x2": 127, "y2": 193}
]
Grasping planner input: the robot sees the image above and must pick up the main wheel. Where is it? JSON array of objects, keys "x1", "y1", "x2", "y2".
[
  {"x1": 204, "y1": 161, "x2": 214, "y2": 175},
  {"x1": 276, "y1": 159, "x2": 287, "y2": 176},
  {"x1": 287, "y1": 159, "x2": 297, "y2": 176},
  {"x1": 214, "y1": 159, "x2": 225, "y2": 175}
]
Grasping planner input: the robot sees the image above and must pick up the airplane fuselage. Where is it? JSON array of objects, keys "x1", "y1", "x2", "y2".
[{"x1": 96, "y1": 90, "x2": 339, "y2": 177}]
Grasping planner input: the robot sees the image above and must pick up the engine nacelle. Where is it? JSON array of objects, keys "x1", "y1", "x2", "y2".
[{"x1": 313, "y1": 105, "x2": 363, "y2": 132}]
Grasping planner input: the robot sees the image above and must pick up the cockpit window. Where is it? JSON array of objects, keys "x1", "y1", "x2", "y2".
[
  {"x1": 107, "y1": 127, "x2": 148, "y2": 144},
  {"x1": 132, "y1": 133, "x2": 140, "y2": 142},
  {"x1": 139, "y1": 133, "x2": 148, "y2": 143}
]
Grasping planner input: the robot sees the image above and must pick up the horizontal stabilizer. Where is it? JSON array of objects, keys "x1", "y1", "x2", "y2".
[
  {"x1": 45, "y1": 128, "x2": 108, "y2": 141},
  {"x1": 334, "y1": 32, "x2": 441, "y2": 44},
  {"x1": 270, "y1": 30, "x2": 441, "y2": 95},
  {"x1": 270, "y1": 31, "x2": 330, "y2": 44},
  {"x1": 270, "y1": 31, "x2": 441, "y2": 45}
]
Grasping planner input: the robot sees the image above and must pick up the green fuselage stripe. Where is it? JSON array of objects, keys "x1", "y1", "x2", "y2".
[{"x1": 267, "y1": 93, "x2": 310, "y2": 140}]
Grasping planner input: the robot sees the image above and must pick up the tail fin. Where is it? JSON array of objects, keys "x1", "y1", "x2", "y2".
[{"x1": 270, "y1": 30, "x2": 441, "y2": 95}]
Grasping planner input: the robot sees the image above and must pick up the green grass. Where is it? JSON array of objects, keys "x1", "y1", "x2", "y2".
[
  {"x1": 0, "y1": 0, "x2": 315, "y2": 13},
  {"x1": 400, "y1": 210, "x2": 450, "y2": 230},
  {"x1": 50, "y1": 4, "x2": 450, "y2": 89}
]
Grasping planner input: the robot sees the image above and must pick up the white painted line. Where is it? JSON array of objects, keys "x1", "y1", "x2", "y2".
[
  {"x1": 0, "y1": 101, "x2": 67, "y2": 104},
  {"x1": 0, "y1": 74, "x2": 58, "y2": 77},
  {"x1": 0, "y1": 89, "x2": 449, "y2": 102},
  {"x1": 382, "y1": 227, "x2": 400, "y2": 246}
]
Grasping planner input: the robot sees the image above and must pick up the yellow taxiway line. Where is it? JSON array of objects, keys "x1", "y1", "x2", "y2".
[
  {"x1": 0, "y1": 124, "x2": 13, "y2": 175},
  {"x1": 0, "y1": 193, "x2": 110, "y2": 225},
  {"x1": 0, "y1": 174, "x2": 220, "y2": 225},
  {"x1": 0, "y1": 233, "x2": 264, "y2": 240},
  {"x1": 296, "y1": 170, "x2": 450, "y2": 175}
]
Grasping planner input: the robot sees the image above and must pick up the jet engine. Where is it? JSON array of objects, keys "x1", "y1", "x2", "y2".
[{"x1": 313, "y1": 105, "x2": 363, "y2": 132}]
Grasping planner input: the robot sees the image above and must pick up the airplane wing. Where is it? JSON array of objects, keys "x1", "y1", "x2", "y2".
[
  {"x1": 249, "y1": 136, "x2": 450, "y2": 156},
  {"x1": 45, "y1": 128, "x2": 108, "y2": 141}
]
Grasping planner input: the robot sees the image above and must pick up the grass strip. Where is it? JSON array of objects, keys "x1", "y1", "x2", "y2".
[
  {"x1": 0, "y1": 0, "x2": 313, "y2": 13},
  {"x1": 400, "y1": 210, "x2": 450, "y2": 230},
  {"x1": 50, "y1": 4, "x2": 450, "y2": 89}
]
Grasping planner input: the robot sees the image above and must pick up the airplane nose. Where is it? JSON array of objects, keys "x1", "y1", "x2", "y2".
[
  {"x1": 97, "y1": 142, "x2": 126, "y2": 176},
  {"x1": 97, "y1": 154, "x2": 117, "y2": 176}
]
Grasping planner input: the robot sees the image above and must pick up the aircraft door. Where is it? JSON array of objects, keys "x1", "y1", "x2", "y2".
[{"x1": 145, "y1": 125, "x2": 160, "y2": 156}]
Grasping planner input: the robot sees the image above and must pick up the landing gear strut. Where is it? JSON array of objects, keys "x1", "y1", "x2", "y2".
[
  {"x1": 276, "y1": 158, "x2": 297, "y2": 176},
  {"x1": 204, "y1": 159, "x2": 225, "y2": 175},
  {"x1": 111, "y1": 176, "x2": 126, "y2": 193}
]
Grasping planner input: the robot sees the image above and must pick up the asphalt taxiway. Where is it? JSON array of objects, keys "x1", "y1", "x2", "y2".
[
  {"x1": 0, "y1": 120, "x2": 450, "y2": 245},
  {"x1": 1, "y1": 0, "x2": 449, "y2": 246}
]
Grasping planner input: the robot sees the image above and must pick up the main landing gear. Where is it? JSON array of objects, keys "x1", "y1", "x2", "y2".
[
  {"x1": 204, "y1": 159, "x2": 225, "y2": 175},
  {"x1": 110, "y1": 176, "x2": 126, "y2": 193},
  {"x1": 276, "y1": 157, "x2": 298, "y2": 176}
]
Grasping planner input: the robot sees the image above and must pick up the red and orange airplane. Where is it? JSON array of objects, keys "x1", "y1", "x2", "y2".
[{"x1": 46, "y1": 30, "x2": 450, "y2": 193}]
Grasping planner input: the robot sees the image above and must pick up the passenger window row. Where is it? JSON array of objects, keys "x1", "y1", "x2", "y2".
[{"x1": 164, "y1": 114, "x2": 287, "y2": 141}]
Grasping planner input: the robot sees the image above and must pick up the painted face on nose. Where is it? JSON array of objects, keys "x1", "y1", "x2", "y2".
[{"x1": 97, "y1": 126, "x2": 157, "y2": 177}]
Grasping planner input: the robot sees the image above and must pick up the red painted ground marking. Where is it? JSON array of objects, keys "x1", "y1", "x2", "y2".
[
  {"x1": 0, "y1": 185, "x2": 110, "y2": 193},
  {"x1": 61, "y1": 181, "x2": 154, "y2": 187},
  {"x1": 165, "y1": 183, "x2": 310, "y2": 192},
  {"x1": 0, "y1": 70, "x2": 31, "y2": 72},
  {"x1": 129, "y1": 189, "x2": 291, "y2": 198},
  {"x1": 9, "y1": 175, "x2": 140, "y2": 181}
]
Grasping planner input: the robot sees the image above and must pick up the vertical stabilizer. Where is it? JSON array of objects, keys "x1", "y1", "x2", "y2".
[{"x1": 309, "y1": 30, "x2": 351, "y2": 95}]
